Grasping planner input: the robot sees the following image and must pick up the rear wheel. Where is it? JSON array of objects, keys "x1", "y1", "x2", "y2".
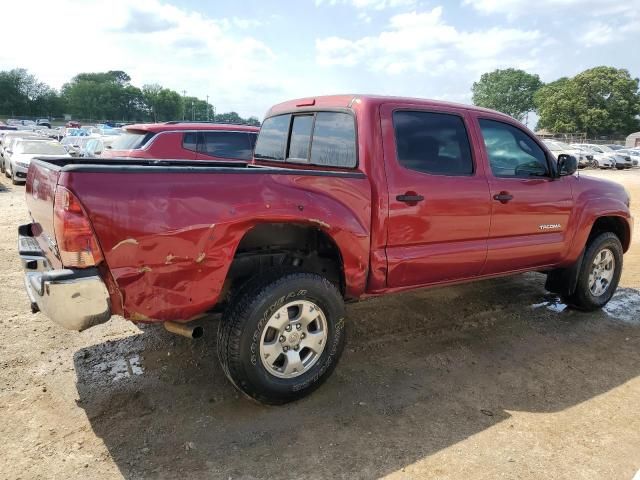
[
  {"x1": 592, "y1": 160, "x2": 599, "y2": 168},
  {"x1": 563, "y1": 232, "x2": 623, "y2": 311},
  {"x1": 218, "y1": 272, "x2": 346, "y2": 404}
]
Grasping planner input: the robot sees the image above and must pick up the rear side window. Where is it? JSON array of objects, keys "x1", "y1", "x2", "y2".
[
  {"x1": 111, "y1": 130, "x2": 155, "y2": 150},
  {"x1": 183, "y1": 132, "x2": 197, "y2": 152},
  {"x1": 199, "y1": 131, "x2": 253, "y2": 160},
  {"x1": 254, "y1": 112, "x2": 357, "y2": 168},
  {"x1": 254, "y1": 114, "x2": 291, "y2": 161},
  {"x1": 393, "y1": 111, "x2": 473, "y2": 176}
]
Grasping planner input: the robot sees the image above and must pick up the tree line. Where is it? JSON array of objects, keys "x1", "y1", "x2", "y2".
[
  {"x1": 471, "y1": 66, "x2": 640, "y2": 137},
  {"x1": 0, "y1": 68, "x2": 261, "y2": 126}
]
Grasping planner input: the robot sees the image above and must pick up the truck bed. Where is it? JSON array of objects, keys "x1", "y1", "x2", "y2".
[{"x1": 25, "y1": 156, "x2": 372, "y2": 322}]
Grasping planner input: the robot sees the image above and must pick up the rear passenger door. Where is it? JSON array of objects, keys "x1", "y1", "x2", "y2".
[
  {"x1": 382, "y1": 104, "x2": 492, "y2": 288},
  {"x1": 195, "y1": 131, "x2": 254, "y2": 162}
]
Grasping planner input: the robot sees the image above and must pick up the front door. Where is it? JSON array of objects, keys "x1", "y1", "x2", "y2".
[
  {"x1": 382, "y1": 104, "x2": 492, "y2": 288},
  {"x1": 473, "y1": 115, "x2": 575, "y2": 274}
]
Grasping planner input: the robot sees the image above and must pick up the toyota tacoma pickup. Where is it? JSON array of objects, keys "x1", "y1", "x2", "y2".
[{"x1": 18, "y1": 95, "x2": 633, "y2": 404}]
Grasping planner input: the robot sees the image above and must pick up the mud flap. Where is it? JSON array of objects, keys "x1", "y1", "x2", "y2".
[{"x1": 545, "y1": 250, "x2": 585, "y2": 296}]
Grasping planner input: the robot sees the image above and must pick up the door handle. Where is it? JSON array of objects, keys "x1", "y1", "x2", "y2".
[
  {"x1": 396, "y1": 193, "x2": 425, "y2": 204},
  {"x1": 493, "y1": 191, "x2": 513, "y2": 204}
]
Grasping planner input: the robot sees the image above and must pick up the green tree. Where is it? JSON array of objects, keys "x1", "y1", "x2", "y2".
[
  {"x1": 61, "y1": 70, "x2": 145, "y2": 121},
  {"x1": 472, "y1": 68, "x2": 543, "y2": 122},
  {"x1": 214, "y1": 111, "x2": 243, "y2": 124},
  {"x1": 142, "y1": 83, "x2": 162, "y2": 121},
  {"x1": 154, "y1": 88, "x2": 182, "y2": 121},
  {"x1": 246, "y1": 116, "x2": 261, "y2": 126},
  {"x1": 535, "y1": 66, "x2": 640, "y2": 136}
]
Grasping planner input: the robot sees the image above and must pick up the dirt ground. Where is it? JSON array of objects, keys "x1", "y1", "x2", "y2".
[{"x1": 1, "y1": 169, "x2": 639, "y2": 480}]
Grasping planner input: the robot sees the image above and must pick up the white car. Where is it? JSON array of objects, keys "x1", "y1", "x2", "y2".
[
  {"x1": 571, "y1": 144, "x2": 614, "y2": 169},
  {"x1": 4, "y1": 139, "x2": 69, "y2": 185},
  {"x1": 0, "y1": 131, "x2": 43, "y2": 170},
  {"x1": 573, "y1": 143, "x2": 632, "y2": 169},
  {"x1": 542, "y1": 140, "x2": 589, "y2": 168}
]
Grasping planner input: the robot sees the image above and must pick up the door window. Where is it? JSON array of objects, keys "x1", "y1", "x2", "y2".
[
  {"x1": 479, "y1": 119, "x2": 549, "y2": 178},
  {"x1": 393, "y1": 111, "x2": 473, "y2": 176}
]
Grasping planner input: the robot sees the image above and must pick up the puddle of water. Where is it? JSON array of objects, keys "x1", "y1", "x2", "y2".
[
  {"x1": 92, "y1": 355, "x2": 144, "y2": 382},
  {"x1": 604, "y1": 289, "x2": 640, "y2": 324}
]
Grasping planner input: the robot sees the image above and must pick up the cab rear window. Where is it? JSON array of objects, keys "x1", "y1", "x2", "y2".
[
  {"x1": 254, "y1": 112, "x2": 357, "y2": 168},
  {"x1": 112, "y1": 130, "x2": 155, "y2": 150}
]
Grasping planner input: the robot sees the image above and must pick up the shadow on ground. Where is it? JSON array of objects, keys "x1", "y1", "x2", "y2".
[{"x1": 73, "y1": 273, "x2": 640, "y2": 479}]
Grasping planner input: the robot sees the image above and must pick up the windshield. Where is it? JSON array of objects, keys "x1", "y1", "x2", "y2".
[
  {"x1": 16, "y1": 141, "x2": 67, "y2": 155},
  {"x1": 598, "y1": 145, "x2": 614, "y2": 152},
  {"x1": 111, "y1": 130, "x2": 153, "y2": 150}
]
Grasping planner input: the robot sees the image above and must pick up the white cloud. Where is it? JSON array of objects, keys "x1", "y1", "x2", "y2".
[
  {"x1": 316, "y1": 0, "x2": 416, "y2": 10},
  {"x1": 0, "y1": 0, "x2": 278, "y2": 117},
  {"x1": 580, "y1": 22, "x2": 615, "y2": 46},
  {"x1": 463, "y1": 0, "x2": 639, "y2": 17},
  {"x1": 316, "y1": 7, "x2": 542, "y2": 75}
]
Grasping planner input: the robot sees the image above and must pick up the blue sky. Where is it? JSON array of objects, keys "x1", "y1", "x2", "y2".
[{"x1": 1, "y1": 0, "x2": 639, "y2": 119}]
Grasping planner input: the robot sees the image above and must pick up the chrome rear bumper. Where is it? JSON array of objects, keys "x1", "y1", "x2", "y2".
[{"x1": 18, "y1": 223, "x2": 111, "y2": 331}]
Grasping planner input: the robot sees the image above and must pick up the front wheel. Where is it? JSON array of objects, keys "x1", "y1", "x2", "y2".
[
  {"x1": 563, "y1": 232, "x2": 623, "y2": 311},
  {"x1": 218, "y1": 272, "x2": 346, "y2": 405}
]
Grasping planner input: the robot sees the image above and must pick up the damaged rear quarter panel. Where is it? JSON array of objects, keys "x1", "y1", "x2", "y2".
[{"x1": 61, "y1": 170, "x2": 371, "y2": 322}]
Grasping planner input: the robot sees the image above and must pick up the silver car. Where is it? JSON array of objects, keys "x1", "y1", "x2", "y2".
[
  {"x1": 543, "y1": 140, "x2": 590, "y2": 168},
  {"x1": 4, "y1": 139, "x2": 69, "y2": 185},
  {"x1": 573, "y1": 143, "x2": 632, "y2": 170}
]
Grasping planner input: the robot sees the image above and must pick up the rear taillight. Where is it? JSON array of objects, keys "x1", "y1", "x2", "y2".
[{"x1": 53, "y1": 186, "x2": 103, "y2": 267}]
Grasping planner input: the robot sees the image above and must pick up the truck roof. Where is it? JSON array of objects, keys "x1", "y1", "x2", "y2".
[
  {"x1": 267, "y1": 94, "x2": 514, "y2": 121},
  {"x1": 123, "y1": 122, "x2": 260, "y2": 133}
]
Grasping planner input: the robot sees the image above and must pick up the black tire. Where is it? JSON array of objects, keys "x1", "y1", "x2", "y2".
[
  {"x1": 563, "y1": 232, "x2": 623, "y2": 311},
  {"x1": 592, "y1": 160, "x2": 598, "y2": 168},
  {"x1": 217, "y1": 272, "x2": 346, "y2": 405},
  {"x1": 0, "y1": 160, "x2": 4, "y2": 174}
]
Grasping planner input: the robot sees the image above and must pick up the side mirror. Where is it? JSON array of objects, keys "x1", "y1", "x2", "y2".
[{"x1": 557, "y1": 154, "x2": 577, "y2": 176}]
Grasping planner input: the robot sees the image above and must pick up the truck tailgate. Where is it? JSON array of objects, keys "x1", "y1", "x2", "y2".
[{"x1": 25, "y1": 160, "x2": 63, "y2": 269}]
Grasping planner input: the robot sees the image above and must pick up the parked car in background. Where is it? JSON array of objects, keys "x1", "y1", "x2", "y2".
[
  {"x1": 101, "y1": 122, "x2": 259, "y2": 161},
  {"x1": 571, "y1": 145, "x2": 614, "y2": 169},
  {"x1": 618, "y1": 148, "x2": 640, "y2": 167},
  {"x1": 61, "y1": 136, "x2": 96, "y2": 156},
  {"x1": 542, "y1": 139, "x2": 590, "y2": 168},
  {"x1": 0, "y1": 131, "x2": 42, "y2": 164},
  {"x1": 79, "y1": 137, "x2": 105, "y2": 157},
  {"x1": 4, "y1": 139, "x2": 69, "y2": 184},
  {"x1": 66, "y1": 121, "x2": 81, "y2": 128},
  {"x1": 36, "y1": 118, "x2": 51, "y2": 128},
  {"x1": 604, "y1": 144, "x2": 624, "y2": 151},
  {"x1": 573, "y1": 144, "x2": 632, "y2": 169},
  {"x1": 6, "y1": 119, "x2": 37, "y2": 131}
]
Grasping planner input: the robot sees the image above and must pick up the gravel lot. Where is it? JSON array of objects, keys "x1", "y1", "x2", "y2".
[{"x1": 1, "y1": 169, "x2": 639, "y2": 480}]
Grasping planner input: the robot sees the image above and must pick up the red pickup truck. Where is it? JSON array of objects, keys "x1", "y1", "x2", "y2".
[{"x1": 19, "y1": 95, "x2": 632, "y2": 404}]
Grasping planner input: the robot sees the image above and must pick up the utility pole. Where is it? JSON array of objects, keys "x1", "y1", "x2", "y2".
[
  {"x1": 192, "y1": 101, "x2": 195, "y2": 121},
  {"x1": 182, "y1": 90, "x2": 186, "y2": 120},
  {"x1": 206, "y1": 95, "x2": 209, "y2": 121}
]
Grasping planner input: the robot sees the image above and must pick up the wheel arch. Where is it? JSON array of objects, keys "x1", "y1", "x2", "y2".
[
  {"x1": 223, "y1": 222, "x2": 352, "y2": 302},
  {"x1": 588, "y1": 215, "x2": 631, "y2": 253}
]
